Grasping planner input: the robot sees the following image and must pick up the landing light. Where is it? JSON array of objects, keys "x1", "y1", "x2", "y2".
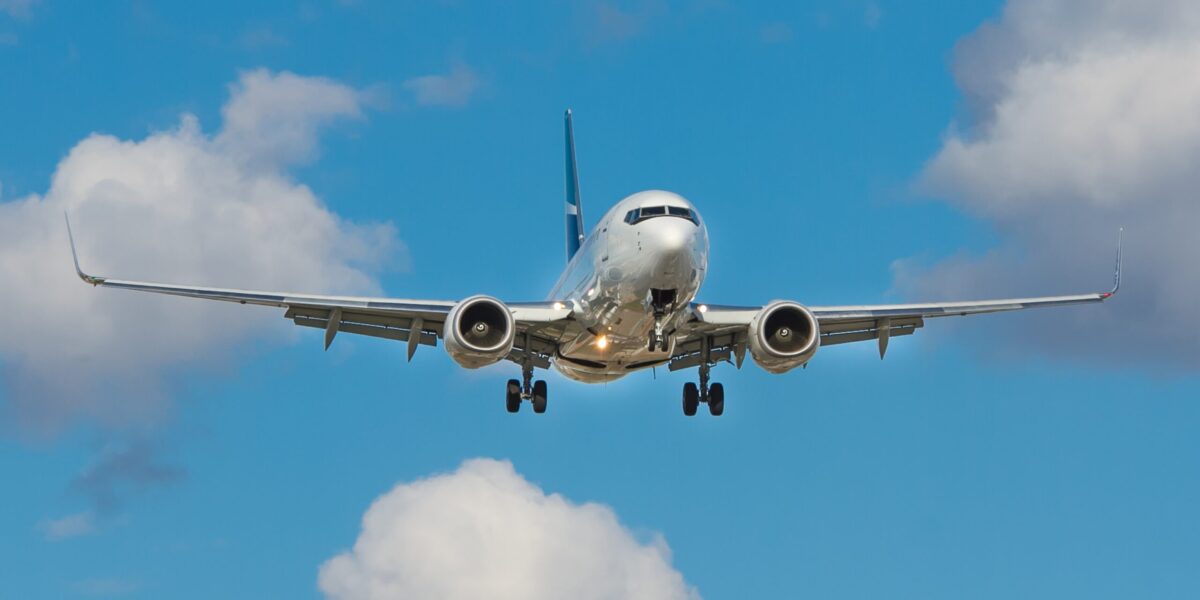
[
  {"x1": 552, "y1": 302, "x2": 565, "y2": 310},
  {"x1": 596, "y1": 335, "x2": 608, "y2": 349},
  {"x1": 698, "y1": 304, "x2": 709, "y2": 313}
]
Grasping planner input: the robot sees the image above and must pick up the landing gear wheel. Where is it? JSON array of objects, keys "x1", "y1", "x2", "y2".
[
  {"x1": 682, "y1": 382, "x2": 699, "y2": 416},
  {"x1": 708, "y1": 382, "x2": 725, "y2": 416},
  {"x1": 506, "y1": 379, "x2": 521, "y2": 413},
  {"x1": 648, "y1": 330, "x2": 658, "y2": 352},
  {"x1": 532, "y1": 380, "x2": 548, "y2": 414}
]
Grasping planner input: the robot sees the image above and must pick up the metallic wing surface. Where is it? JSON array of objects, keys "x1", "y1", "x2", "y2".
[
  {"x1": 65, "y1": 215, "x2": 577, "y2": 366},
  {"x1": 675, "y1": 232, "x2": 1122, "y2": 366}
]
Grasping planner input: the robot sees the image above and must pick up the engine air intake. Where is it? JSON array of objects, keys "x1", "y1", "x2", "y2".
[
  {"x1": 748, "y1": 301, "x2": 820, "y2": 373},
  {"x1": 444, "y1": 296, "x2": 516, "y2": 369}
]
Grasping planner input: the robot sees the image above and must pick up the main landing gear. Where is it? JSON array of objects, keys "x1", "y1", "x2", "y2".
[
  {"x1": 681, "y1": 334, "x2": 724, "y2": 417},
  {"x1": 682, "y1": 361, "x2": 724, "y2": 417},
  {"x1": 506, "y1": 362, "x2": 547, "y2": 414}
]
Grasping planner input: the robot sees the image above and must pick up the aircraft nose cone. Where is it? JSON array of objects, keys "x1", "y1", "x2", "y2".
[
  {"x1": 658, "y1": 223, "x2": 691, "y2": 253},
  {"x1": 646, "y1": 219, "x2": 698, "y2": 277}
]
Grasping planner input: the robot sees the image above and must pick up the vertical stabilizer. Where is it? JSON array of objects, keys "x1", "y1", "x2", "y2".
[{"x1": 564, "y1": 109, "x2": 585, "y2": 262}]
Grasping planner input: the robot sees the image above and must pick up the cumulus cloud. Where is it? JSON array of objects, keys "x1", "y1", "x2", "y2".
[
  {"x1": 216, "y1": 69, "x2": 365, "y2": 167},
  {"x1": 0, "y1": 69, "x2": 401, "y2": 432},
  {"x1": 898, "y1": 0, "x2": 1200, "y2": 368},
  {"x1": 318, "y1": 458, "x2": 700, "y2": 600},
  {"x1": 402, "y1": 63, "x2": 479, "y2": 108}
]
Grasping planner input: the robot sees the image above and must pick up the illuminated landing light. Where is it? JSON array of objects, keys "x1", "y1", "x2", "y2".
[
  {"x1": 552, "y1": 302, "x2": 565, "y2": 310},
  {"x1": 596, "y1": 335, "x2": 609, "y2": 350},
  {"x1": 698, "y1": 304, "x2": 709, "y2": 313}
]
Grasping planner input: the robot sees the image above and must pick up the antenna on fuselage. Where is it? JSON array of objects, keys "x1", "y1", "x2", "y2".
[{"x1": 564, "y1": 109, "x2": 586, "y2": 262}]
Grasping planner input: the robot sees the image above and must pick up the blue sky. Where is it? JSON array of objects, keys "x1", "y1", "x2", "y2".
[{"x1": 2, "y1": 1, "x2": 1199, "y2": 598}]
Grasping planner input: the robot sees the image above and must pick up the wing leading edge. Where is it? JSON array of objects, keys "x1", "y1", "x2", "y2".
[
  {"x1": 684, "y1": 230, "x2": 1123, "y2": 360},
  {"x1": 65, "y1": 215, "x2": 573, "y2": 363}
]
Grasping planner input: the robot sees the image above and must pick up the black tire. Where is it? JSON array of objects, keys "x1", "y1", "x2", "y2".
[
  {"x1": 682, "y1": 382, "x2": 699, "y2": 416},
  {"x1": 708, "y1": 382, "x2": 725, "y2": 416},
  {"x1": 506, "y1": 379, "x2": 521, "y2": 413},
  {"x1": 532, "y1": 380, "x2": 548, "y2": 414}
]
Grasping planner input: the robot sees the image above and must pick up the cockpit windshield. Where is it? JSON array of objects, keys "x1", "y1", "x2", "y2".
[{"x1": 624, "y1": 206, "x2": 698, "y2": 225}]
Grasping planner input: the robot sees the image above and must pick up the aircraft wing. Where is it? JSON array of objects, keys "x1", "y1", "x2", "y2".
[
  {"x1": 65, "y1": 216, "x2": 571, "y2": 364},
  {"x1": 671, "y1": 233, "x2": 1122, "y2": 367}
]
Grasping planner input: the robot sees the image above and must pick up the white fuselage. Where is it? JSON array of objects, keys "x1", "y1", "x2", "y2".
[{"x1": 549, "y1": 190, "x2": 708, "y2": 382}]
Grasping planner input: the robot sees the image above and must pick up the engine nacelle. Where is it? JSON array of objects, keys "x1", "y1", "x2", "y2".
[
  {"x1": 748, "y1": 301, "x2": 820, "y2": 374},
  {"x1": 443, "y1": 295, "x2": 516, "y2": 369}
]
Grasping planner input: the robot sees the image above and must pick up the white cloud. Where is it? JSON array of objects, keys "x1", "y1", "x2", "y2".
[
  {"x1": 40, "y1": 511, "x2": 96, "y2": 541},
  {"x1": 0, "y1": 69, "x2": 402, "y2": 432},
  {"x1": 318, "y1": 458, "x2": 700, "y2": 600},
  {"x1": 898, "y1": 0, "x2": 1200, "y2": 368},
  {"x1": 216, "y1": 69, "x2": 366, "y2": 167},
  {"x1": 402, "y1": 63, "x2": 479, "y2": 108}
]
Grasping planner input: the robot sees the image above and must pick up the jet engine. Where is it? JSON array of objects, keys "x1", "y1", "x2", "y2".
[
  {"x1": 443, "y1": 295, "x2": 516, "y2": 369},
  {"x1": 747, "y1": 301, "x2": 820, "y2": 373}
]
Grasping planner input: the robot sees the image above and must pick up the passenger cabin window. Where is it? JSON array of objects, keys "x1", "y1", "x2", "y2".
[{"x1": 623, "y1": 206, "x2": 698, "y2": 225}]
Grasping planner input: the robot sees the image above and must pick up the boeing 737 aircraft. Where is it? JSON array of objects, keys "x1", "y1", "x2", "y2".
[{"x1": 66, "y1": 110, "x2": 1122, "y2": 416}]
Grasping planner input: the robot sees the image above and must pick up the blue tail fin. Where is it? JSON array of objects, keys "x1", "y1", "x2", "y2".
[{"x1": 564, "y1": 109, "x2": 585, "y2": 262}]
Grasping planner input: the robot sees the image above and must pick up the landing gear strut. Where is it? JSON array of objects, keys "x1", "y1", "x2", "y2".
[
  {"x1": 648, "y1": 289, "x2": 675, "y2": 353},
  {"x1": 506, "y1": 359, "x2": 548, "y2": 414},
  {"x1": 648, "y1": 317, "x2": 668, "y2": 352},
  {"x1": 682, "y1": 336, "x2": 725, "y2": 417}
]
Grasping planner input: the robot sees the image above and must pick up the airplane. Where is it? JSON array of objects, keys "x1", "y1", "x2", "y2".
[{"x1": 65, "y1": 110, "x2": 1123, "y2": 416}]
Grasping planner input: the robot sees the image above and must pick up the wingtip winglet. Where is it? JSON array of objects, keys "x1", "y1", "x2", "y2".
[
  {"x1": 1111, "y1": 227, "x2": 1123, "y2": 295},
  {"x1": 1101, "y1": 228, "x2": 1122, "y2": 299},
  {"x1": 64, "y1": 213, "x2": 104, "y2": 286}
]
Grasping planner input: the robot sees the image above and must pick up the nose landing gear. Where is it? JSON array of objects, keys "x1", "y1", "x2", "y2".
[
  {"x1": 648, "y1": 318, "x2": 669, "y2": 352},
  {"x1": 648, "y1": 288, "x2": 677, "y2": 353}
]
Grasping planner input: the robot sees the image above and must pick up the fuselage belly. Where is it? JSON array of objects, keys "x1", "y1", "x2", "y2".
[{"x1": 548, "y1": 190, "x2": 708, "y2": 382}]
